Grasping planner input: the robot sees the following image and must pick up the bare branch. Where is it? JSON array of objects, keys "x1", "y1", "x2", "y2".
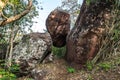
[{"x1": 0, "y1": 0, "x2": 32, "y2": 26}]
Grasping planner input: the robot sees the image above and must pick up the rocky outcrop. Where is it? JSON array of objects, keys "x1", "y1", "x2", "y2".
[
  {"x1": 46, "y1": 9, "x2": 70, "y2": 47},
  {"x1": 12, "y1": 32, "x2": 53, "y2": 75},
  {"x1": 65, "y1": 1, "x2": 110, "y2": 68}
]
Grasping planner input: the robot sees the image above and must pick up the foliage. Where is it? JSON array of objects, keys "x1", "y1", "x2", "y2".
[
  {"x1": 0, "y1": 59, "x2": 20, "y2": 79},
  {"x1": 25, "y1": 78, "x2": 33, "y2": 80},
  {"x1": 0, "y1": 0, "x2": 39, "y2": 68},
  {"x1": 0, "y1": 68, "x2": 17, "y2": 80},
  {"x1": 86, "y1": 61, "x2": 93, "y2": 71},
  {"x1": 87, "y1": 55, "x2": 120, "y2": 71},
  {"x1": 87, "y1": 74, "x2": 93, "y2": 80},
  {"x1": 0, "y1": 60, "x2": 20, "y2": 72},
  {"x1": 98, "y1": 62, "x2": 111, "y2": 71},
  {"x1": 0, "y1": 0, "x2": 39, "y2": 41},
  {"x1": 67, "y1": 67, "x2": 75, "y2": 73},
  {"x1": 9, "y1": 64, "x2": 20, "y2": 73},
  {"x1": 95, "y1": 54, "x2": 120, "y2": 71},
  {"x1": 0, "y1": 0, "x2": 40, "y2": 77},
  {"x1": 52, "y1": 46, "x2": 66, "y2": 58},
  {"x1": 58, "y1": 0, "x2": 80, "y2": 28},
  {"x1": 90, "y1": 0, "x2": 120, "y2": 63}
]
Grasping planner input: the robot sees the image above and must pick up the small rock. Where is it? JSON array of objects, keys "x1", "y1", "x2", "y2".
[{"x1": 31, "y1": 69, "x2": 47, "y2": 80}]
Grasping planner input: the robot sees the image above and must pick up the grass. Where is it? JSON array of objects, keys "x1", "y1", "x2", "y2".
[
  {"x1": 0, "y1": 68, "x2": 17, "y2": 80},
  {"x1": 86, "y1": 61, "x2": 93, "y2": 71},
  {"x1": 52, "y1": 45, "x2": 66, "y2": 58},
  {"x1": 0, "y1": 60, "x2": 20, "y2": 80},
  {"x1": 67, "y1": 67, "x2": 76, "y2": 73}
]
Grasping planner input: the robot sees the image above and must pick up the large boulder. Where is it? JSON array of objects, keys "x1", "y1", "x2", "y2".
[
  {"x1": 12, "y1": 32, "x2": 53, "y2": 75},
  {"x1": 65, "y1": 1, "x2": 112, "y2": 68},
  {"x1": 46, "y1": 9, "x2": 70, "y2": 47}
]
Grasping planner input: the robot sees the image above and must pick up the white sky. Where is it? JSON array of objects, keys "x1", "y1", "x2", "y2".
[{"x1": 31, "y1": 0, "x2": 83, "y2": 32}]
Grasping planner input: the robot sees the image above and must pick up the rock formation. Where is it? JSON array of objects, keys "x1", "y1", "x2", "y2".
[
  {"x1": 46, "y1": 9, "x2": 70, "y2": 47},
  {"x1": 65, "y1": 1, "x2": 113, "y2": 68},
  {"x1": 12, "y1": 32, "x2": 53, "y2": 75}
]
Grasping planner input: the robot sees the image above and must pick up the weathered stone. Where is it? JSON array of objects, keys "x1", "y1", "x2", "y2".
[
  {"x1": 12, "y1": 32, "x2": 53, "y2": 75},
  {"x1": 46, "y1": 9, "x2": 70, "y2": 47},
  {"x1": 31, "y1": 69, "x2": 47, "y2": 80},
  {"x1": 65, "y1": 1, "x2": 110, "y2": 68}
]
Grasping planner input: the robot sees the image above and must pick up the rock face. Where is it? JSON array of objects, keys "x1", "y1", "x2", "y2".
[
  {"x1": 65, "y1": 1, "x2": 110, "y2": 68},
  {"x1": 46, "y1": 9, "x2": 70, "y2": 47},
  {"x1": 12, "y1": 32, "x2": 53, "y2": 75}
]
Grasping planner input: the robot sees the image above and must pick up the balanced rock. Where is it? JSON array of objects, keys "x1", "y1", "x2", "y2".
[{"x1": 46, "y1": 9, "x2": 70, "y2": 47}]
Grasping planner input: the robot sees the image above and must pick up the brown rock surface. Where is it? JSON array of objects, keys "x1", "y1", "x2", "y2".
[
  {"x1": 65, "y1": 1, "x2": 112, "y2": 68},
  {"x1": 46, "y1": 9, "x2": 70, "y2": 47}
]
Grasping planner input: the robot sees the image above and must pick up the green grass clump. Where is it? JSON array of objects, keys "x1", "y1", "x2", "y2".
[
  {"x1": 0, "y1": 60, "x2": 20, "y2": 80},
  {"x1": 67, "y1": 67, "x2": 75, "y2": 73},
  {"x1": 52, "y1": 46, "x2": 66, "y2": 58},
  {"x1": 98, "y1": 62, "x2": 112, "y2": 71},
  {"x1": 86, "y1": 61, "x2": 93, "y2": 71},
  {"x1": 0, "y1": 68, "x2": 17, "y2": 80}
]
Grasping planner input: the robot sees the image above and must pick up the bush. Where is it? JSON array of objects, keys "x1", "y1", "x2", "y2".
[
  {"x1": 0, "y1": 68, "x2": 17, "y2": 80},
  {"x1": 0, "y1": 61, "x2": 20, "y2": 80}
]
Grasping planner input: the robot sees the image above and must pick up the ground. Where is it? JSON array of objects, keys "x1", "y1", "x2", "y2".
[{"x1": 18, "y1": 54, "x2": 120, "y2": 80}]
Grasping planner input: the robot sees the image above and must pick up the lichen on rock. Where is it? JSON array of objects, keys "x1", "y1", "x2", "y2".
[{"x1": 11, "y1": 32, "x2": 53, "y2": 75}]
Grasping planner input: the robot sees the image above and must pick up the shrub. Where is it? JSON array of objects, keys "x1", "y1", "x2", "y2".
[{"x1": 0, "y1": 68, "x2": 17, "y2": 80}]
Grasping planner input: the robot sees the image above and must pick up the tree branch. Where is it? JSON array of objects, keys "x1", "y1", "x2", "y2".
[{"x1": 0, "y1": 0, "x2": 32, "y2": 26}]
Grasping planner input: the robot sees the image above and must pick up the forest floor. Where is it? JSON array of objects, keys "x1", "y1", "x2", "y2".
[{"x1": 18, "y1": 54, "x2": 120, "y2": 80}]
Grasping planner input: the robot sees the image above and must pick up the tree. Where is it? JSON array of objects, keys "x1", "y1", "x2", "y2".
[
  {"x1": 0, "y1": 0, "x2": 39, "y2": 67},
  {"x1": 64, "y1": 0, "x2": 120, "y2": 68},
  {"x1": 0, "y1": 0, "x2": 32, "y2": 26},
  {"x1": 58, "y1": 0, "x2": 80, "y2": 28}
]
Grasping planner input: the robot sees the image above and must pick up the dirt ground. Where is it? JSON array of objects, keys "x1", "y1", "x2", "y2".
[{"x1": 18, "y1": 54, "x2": 120, "y2": 80}]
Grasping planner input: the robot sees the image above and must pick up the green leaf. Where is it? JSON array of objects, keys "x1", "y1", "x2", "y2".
[{"x1": 67, "y1": 67, "x2": 75, "y2": 73}]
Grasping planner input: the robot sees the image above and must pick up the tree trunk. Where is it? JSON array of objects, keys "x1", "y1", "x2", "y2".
[{"x1": 65, "y1": 0, "x2": 116, "y2": 68}]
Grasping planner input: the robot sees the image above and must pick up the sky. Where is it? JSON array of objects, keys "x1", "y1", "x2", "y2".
[{"x1": 31, "y1": 0, "x2": 83, "y2": 32}]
